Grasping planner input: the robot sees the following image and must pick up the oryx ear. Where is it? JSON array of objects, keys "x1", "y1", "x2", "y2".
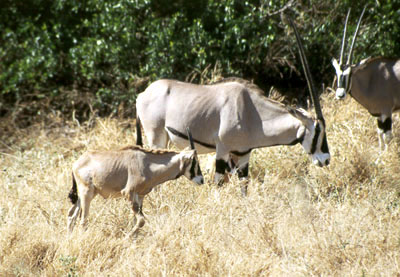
[
  {"x1": 179, "y1": 150, "x2": 195, "y2": 171},
  {"x1": 332, "y1": 58, "x2": 340, "y2": 72},
  {"x1": 343, "y1": 66, "x2": 351, "y2": 75},
  {"x1": 288, "y1": 108, "x2": 314, "y2": 130}
]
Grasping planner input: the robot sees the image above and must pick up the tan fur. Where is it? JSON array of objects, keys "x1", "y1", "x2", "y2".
[
  {"x1": 67, "y1": 147, "x2": 202, "y2": 234},
  {"x1": 119, "y1": 145, "x2": 178, "y2": 155}
]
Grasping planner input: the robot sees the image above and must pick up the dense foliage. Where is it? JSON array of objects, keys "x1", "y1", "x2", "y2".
[{"x1": 1, "y1": 0, "x2": 399, "y2": 122}]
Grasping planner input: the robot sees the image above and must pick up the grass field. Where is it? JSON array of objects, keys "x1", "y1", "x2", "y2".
[{"x1": 1, "y1": 93, "x2": 400, "y2": 276}]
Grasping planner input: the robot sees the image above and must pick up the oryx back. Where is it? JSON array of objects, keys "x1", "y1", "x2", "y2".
[
  {"x1": 351, "y1": 58, "x2": 400, "y2": 116},
  {"x1": 137, "y1": 78, "x2": 305, "y2": 154}
]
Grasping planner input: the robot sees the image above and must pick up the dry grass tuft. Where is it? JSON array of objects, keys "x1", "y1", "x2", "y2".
[{"x1": 1, "y1": 93, "x2": 400, "y2": 275}]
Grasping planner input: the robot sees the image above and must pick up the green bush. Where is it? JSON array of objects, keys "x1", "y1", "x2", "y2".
[{"x1": 0, "y1": 0, "x2": 399, "y2": 122}]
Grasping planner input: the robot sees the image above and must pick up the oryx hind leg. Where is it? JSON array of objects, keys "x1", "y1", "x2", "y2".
[
  {"x1": 214, "y1": 144, "x2": 232, "y2": 186},
  {"x1": 67, "y1": 200, "x2": 81, "y2": 234},
  {"x1": 79, "y1": 184, "x2": 96, "y2": 230},
  {"x1": 377, "y1": 115, "x2": 392, "y2": 151},
  {"x1": 130, "y1": 192, "x2": 145, "y2": 235}
]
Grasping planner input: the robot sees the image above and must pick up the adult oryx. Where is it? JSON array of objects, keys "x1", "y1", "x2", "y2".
[
  {"x1": 332, "y1": 7, "x2": 400, "y2": 149},
  {"x1": 136, "y1": 19, "x2": 330, "y2": 195}
]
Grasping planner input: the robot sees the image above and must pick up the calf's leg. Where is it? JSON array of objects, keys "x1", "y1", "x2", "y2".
[
  {"x1": 79, "y1": 185, "x2": 96, "y2": 230},
  {"x1": 130, "y1": 193, "x2": 145, "y2": 234},
  {"x1": 67, "y1": 200, "x2": 81, "y2": 233}
]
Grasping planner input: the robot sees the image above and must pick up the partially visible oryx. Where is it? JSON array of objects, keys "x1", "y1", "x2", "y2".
[
  {"x1": 67, "y1": 129, "x2": 203, "y2": 234},
  {"x1": 136, "y1": 19, "x2": 330, "y2": 195},
  {"x1": 332, "y1": 7, "x2": 400, "y2": 149}
]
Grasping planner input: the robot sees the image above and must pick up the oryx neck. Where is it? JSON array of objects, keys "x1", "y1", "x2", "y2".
[{"x1": 145, "y1": 153, "x2": 182, "y2": 186}]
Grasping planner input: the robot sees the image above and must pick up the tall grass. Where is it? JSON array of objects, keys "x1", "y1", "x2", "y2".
[{"x1": 1, "y1": 94, "x2": 400, "y2": 276}]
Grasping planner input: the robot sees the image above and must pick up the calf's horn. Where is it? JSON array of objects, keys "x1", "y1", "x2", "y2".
[{"x1": 186, "y1": 127, "x2": 195, "y2": 150}]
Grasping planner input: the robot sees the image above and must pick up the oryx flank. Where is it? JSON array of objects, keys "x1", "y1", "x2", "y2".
[
  {"x1": 332, "y1": 7, "x2": 400, "y2": 149},
  {"x1": 67, "y1": 129, "x2": 203, "y2": 234},
  {"x1": 136, "y1": 19, "x2": 330, "y2": 195}
]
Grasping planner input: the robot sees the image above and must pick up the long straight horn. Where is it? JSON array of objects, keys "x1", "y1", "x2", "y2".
[
  {"x1": 288, "y1": 18, "x2": 324, "y2": 122},
  {"x1": 340, "y1": 9, "x2": 351, "y2": 65},
  {"x1": 136, "y1": 116, "x2": 143, "y2": 147},
  {"x1": 346, "y1": 5, "x2": 367, "y2": 65},
  {"x1": 186, "y1": 127, "x2": 195, "y2": 150}
]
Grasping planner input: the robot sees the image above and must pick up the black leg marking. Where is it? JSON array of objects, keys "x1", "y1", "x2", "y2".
[
  {"x1": 133, "y1": 202, "x2": 141, "y2": 214},
  {"x1": 216, "y1": 159, "x2": 231, "y2": 174},
  {"x1": 216, "y1": 159, "x2": 231, "y2": 187},
  {"x1": 69, "y1": 173, "x2": 78, "y2": 204},
  {"x1": 229, "y1": 157, "x2": 236, "y2": 169},
  {"x1": 238, "y1": 163, "x2": 249, "y2": 178},
  {"x1": 238, "y1": 163, "x2": 249, "y2": 196},
  {"x1": 377, "y1": 117, "x2": 392, "y2": 133}
]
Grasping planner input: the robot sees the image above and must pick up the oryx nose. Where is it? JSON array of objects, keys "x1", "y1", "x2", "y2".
[
  {"x1": 335, "y1": 88, "x2": 346, "y2": 99},
  {"x1": 193, "y1": 175, "x2": 204, "y2": 185},
  {"x1": 325, "y1": 159, "x2": 330, "y2": 166}
]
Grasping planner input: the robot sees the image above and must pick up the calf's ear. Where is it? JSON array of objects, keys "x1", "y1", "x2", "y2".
[{"x1": 179, "y1": 151, "x2": 195, "y2": 171}]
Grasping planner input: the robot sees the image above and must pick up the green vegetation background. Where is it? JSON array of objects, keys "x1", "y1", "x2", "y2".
[{"x1": 1, "y1": 0, "x2": 399, "y2": 124}]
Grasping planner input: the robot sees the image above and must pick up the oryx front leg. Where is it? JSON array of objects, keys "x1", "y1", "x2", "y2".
[
  {"x1": 214, "y1": 144, "x2": 231, "y2": 186},
  {"x1": 130, "y1": 192, "x2": 145, "y2": 234},
  {"x1": 377, "y1": 115, "x2": 392, "y2": 151}
]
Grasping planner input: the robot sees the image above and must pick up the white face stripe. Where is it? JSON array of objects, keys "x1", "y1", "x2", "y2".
[
  {"x1": 302, "y1": 120, "x2": 330, "y2": 167},
  {"x1": 332, "y1": 58, "x2": 352, "y2": 99}
]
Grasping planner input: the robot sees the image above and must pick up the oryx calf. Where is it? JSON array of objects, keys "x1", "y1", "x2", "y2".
[
  {"x1": 332, "y1": 7, "x2": 400, "y2": 149},
  {"x1": 67, "y1": 141, "x2": 203, "y2": 234},
  {"x1": 136, "y1": 19, "x2": 330, "y2": 195}
]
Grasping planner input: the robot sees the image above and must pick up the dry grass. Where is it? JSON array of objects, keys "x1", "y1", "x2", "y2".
[{"x1": 1, "y1": 94, "x2": 400, "y2": 276}]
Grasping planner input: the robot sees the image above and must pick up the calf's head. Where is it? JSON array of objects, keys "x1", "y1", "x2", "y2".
[{"x1": 179, "y1": 150, "x2": 204, "y2": 185}]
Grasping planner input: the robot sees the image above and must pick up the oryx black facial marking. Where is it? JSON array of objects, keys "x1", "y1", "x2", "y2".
[
  {"x1": 377, "y1": 117, "x2": 392, "y2": 133},
  {"x1": 189, "y1": 157, "x2": 202, "y2": 180},
  {"x1": 321, "y1": 135, "x2": 329, "y2": 156},
  {"x1": 166, "y1": 126, "x2": 216, "y2": 149},
  {"x1": 310, "y1": 122, "x2": 321, "y2": 154}
]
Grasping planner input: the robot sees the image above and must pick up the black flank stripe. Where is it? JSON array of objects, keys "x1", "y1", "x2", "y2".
[
  {"x1": 166, "y1": 126, "x2": 216, "y2": 149},
  {"x1": 231, "y1": 149, "x2": 252, "y2": 156}
]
